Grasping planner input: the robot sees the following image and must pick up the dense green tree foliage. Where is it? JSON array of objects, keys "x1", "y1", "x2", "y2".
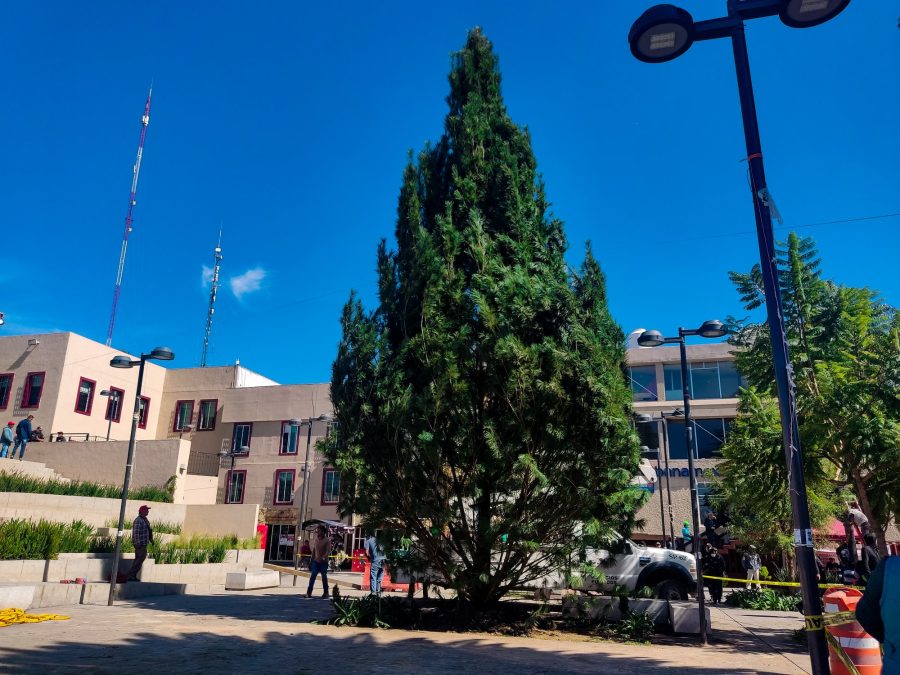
[
  {"x1": 722, "y1": 233, "x2": 899, "y2": 554},
  {"x1": 320, "y1": 29, "x2": 641, "y2": 605}
]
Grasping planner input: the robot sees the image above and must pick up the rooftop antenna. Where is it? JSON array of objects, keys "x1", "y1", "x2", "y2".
[
  {"x1": 106, "y1": 86, "x2": 153, "y2": 347},
  {"x1": 200, "y1": 229, "x2": 223, "y2": 367}
]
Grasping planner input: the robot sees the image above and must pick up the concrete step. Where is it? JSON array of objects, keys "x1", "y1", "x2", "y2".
[{"x1": 0, "y1": 458, "x2": 71, "y2": 483}]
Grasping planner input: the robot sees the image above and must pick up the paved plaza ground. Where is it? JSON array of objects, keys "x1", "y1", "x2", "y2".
[{"x1": 0, "y1": 587, "x2": 811, "y2": 674}]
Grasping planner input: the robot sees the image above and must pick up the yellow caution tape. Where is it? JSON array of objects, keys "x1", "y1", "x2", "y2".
[
  {"x1": 702, "y1": 574, "x2": 863, "y2": 591},
  {"x1": 0, "y1": 608, "x2": 70, "y2": 628},
  {"x1": 805, "y1": 614, "x2": 824, "y2": 631},
  {"x1": 825, "y1": 630, "x2": 862, "y2": 675}
]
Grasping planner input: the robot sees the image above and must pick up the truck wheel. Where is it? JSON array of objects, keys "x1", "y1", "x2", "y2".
[{"x1": 654, "y1": 579, "x2": 688, "y2": 600}]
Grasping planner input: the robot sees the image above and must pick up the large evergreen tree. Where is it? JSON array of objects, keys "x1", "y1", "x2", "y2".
[
  {"x1": 321, "y1": 29, "x2": 641, "y2": 606},
  {"x1": 723, "y1": 233, "x2": 899, "y2": 554}
]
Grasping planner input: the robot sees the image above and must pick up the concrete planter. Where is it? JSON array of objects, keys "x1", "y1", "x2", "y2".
[
  {"x1": 0, "y1": 549, "x2": 264, "y2": 585},
  {"x1": 561, "y1": 594, "x2": 671, "y2": 626}
]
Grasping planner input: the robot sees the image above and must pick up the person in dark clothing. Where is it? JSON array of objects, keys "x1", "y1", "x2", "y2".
[
  {"x1": 855, "y1": 556, "x2": 899, "y2": 674},
  {"x1": 857, "y1": 533, "x2": 880, "y2": 584},
  {"x1": 703, "y1": 543, "x2": 726, "y2": 604},
  {"x1": 11, "y1": 415, "x2": 34, "y2": 460}
]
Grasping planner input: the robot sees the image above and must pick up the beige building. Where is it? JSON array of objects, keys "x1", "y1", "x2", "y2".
[
  {"x1": 0, "y1": 332, "x2": 343, "y2": 563},
  {"x1": 627, "y1": 339, "x2": 742, "y2": 545}
]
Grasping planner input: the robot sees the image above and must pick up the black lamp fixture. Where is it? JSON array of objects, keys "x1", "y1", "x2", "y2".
[
  {"x1": 634, "y1": 320, "x2": 726, "y2": 644},
  {"x1": 106, "y1": 345, "x2": 175, "y2": 606},
  {"x1": 629, "y1": 1, "x2": 851, "y2": 64},
  {"x1": 628, "y1": 1, "x2": 850, "y2": 667}
]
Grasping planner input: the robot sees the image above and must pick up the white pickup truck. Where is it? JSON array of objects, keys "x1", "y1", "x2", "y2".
[{"x1": 576, "y1": 538, "x2": 697, "y2": 600}]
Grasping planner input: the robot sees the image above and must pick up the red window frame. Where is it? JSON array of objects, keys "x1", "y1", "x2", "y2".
[
  {"x1": 105, "y1": 387, "x2": 125, "y2": 423},
  {"x1": 279, "y1": 420, "x2": 301, "y2": 455},
  {"x1": 273, "y1": 468, "x2": 296, "y2": 505},
  {"x1": 21, "y1": 371, "x2": 46, "y2": 409},
  {"x1": 138, "y1": 396, "x2": 151, "y2": 429},
  {"x1": 232, "y1": 422, "x2": 252, "y2": 455},
  {"x1": 0, "y1": 373, "x2": 13, "y2": 410},
  {"x1": 74, "y1": 377, "x2": 97, "y2": 415},
  {"x1": 321, "y1": 468, "x2": 340, "y2": 505},
  {"x1": 225, "y1": 469, "x2": 247, "y2": 504},
  {"x1": 197, "y1": 399, "x2": 218, "y2": 431},
  {"x1": 172, "y1": 400, "x2": 194, "y2": 432}
]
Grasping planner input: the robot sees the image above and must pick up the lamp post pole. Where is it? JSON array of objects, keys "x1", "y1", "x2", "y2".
[
  {"x1": 676, "y1": 331, "x2": 707, "y2": 644},
  {"x1": 729, "y1": 15, "x2": 827, "y2": 670},
  {"x1": 298, "y1": 420, "x2": 314, "y2": 532},
  {"x1": 107, "y1": 355, "x2": 148, "y2": 606},
  {"x1": 659, "y1": 416, "x2": 676, "y2": 548},
  {"x1": 637, "y1": 320, "x2": 726, "y2": 645},
  {"x1": 627, "y1": 2, "x2": 851, "y2": 668}
]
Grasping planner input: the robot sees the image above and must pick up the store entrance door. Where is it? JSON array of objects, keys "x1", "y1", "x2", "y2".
[{"x1": 266, "y1": 524, "x2": 296, "y2": 563}]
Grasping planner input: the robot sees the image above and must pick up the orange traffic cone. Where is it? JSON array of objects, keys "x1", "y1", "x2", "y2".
[{"x1": 823, "y1": 587, "x2": 882, "y2": 675}]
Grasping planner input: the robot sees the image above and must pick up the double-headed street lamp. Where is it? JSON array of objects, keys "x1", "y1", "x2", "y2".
[
  {"x1": 638, "y1": 319, "x2": 727, "y2": 644},
  {"x1": 100, "y1": 389, "x2": 121, "y2": 441},
  {"x1": 628, "y1": 1, "x2": 849, "y2": 668},
  {"x1": 637, "y1": 410, "x2": 683, "y2": 550},
  {"x1": 290, "y1": 413, "x2": 334, "y2": 566},
  {"x1": 107, "y1": 346, "x2": 175, "y2": 606}
]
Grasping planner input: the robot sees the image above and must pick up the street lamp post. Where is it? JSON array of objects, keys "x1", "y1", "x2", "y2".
[
  {"x1": 640, "y1": 445, "x2": 667, "y2": 545},
  {"x1": 638, "y1": 320, "x2": 728, "y2": 645},
  {"x1": 107, "y1": 346, "x2": 174, "y2": 605},
  {"x1": 291, "y1": 413, "x2": 334, "y2": 569},
  {"x1": 628, "y1": 2, "x2": 850, "y2": 669},
  {"x1": 100, "y1": 389, "x2": 121, "y2": 441},
  {"x1": 638, "y1": 412, "x2": 681, "y2": 548}
]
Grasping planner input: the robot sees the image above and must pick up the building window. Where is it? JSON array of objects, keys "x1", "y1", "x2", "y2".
[
  {"x1": 664, "y1": 364, "x2": 682, "y2": 401},
  {"x1": 665, "y1": 361, "x2": 744, "y2": 401},
  {"x1": 21, "y1": 371, "x2": 46, "y2": 409},
  {"x1": 232, "y1": 423, "x2": 252, "y2": 454},
  {"x1": 691, "y1": 362, "x2": 722, "y2": 399},
  {"x1": 74, "y1": 377, "x2": 97, "y2": 415},
  {"x1": 665, "y1": 418, "x2": 733, "y2": 460},
  {"x1": 138, "y1": 396, "x2": 151, "y2": 429},
  {"x1": 280, "y1": 421, "x2": 300, "y2": 455},
  {"x1": 173, "y1": 400, "x2": 194, "y2": 432},
  {"x1": 225, "y1": 470, "x2": 246, "y2": 504},
  {"x1": 629, "y1": 365, "x2": 658, "y2": 402},
  {"x1": 717, "y1": 361, "x2": 743, "y2": 398},
  {"x1": 198, "y1": 399, "x2": 218, "y2": 431},
  {"x1": 274, "y1": 469, "x2": 295, "y2": 505},
  {"x1": 105, "y1": 387, "x2": 125, "y2": 423},
  {"x1": 322, "y1": 469, "x2": 340, "y2": 505},
  {"x1": 0, "y1": 374, "x2": 13, "y2": 409}
]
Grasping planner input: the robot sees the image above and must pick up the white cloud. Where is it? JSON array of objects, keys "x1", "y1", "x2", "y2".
[
  {"x1": 201, "y1": 265, "x2": 214, "y2": 287},
  {"x1": 229, "y1": 267, "x2": 267, "y2": 300}
]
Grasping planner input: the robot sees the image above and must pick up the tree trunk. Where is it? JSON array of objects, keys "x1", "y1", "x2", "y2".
[{"x1": 852, "y1": 469, "x2": 888, "y2": 557}]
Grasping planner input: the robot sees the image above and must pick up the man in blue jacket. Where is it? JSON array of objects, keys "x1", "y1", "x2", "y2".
[
  {"x1": 856, "y1": 556, "x2": 899, "y2": 674},
  {"x1": 11, "y1": 415, "x2": 34, "y2": 460},
  {"x1": 1, "y1": 421, "x2": 14, "y2": 458}
]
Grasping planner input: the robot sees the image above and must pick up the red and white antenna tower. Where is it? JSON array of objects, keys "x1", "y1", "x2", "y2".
[{"x1": 106, "y1": 87, "x2": 152, "y2": 346}]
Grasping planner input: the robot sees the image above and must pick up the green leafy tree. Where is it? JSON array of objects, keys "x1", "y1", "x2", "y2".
[
  {"x1": 321, "y1": 29, "x2": 641, "y2": 607},
  {"x1": 724, "y1": 233, "x2": 899, "y2": 554}
]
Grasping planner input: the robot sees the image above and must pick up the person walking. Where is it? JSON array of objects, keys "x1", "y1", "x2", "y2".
[
  {"x1": 742, "y1": 545, "x2": 762, "y2": 590},
  {"x1": 703, "y1": 543, "x2": 726, "y2": 604},
  {"x1": 127, "y1": 505, "x2": 154, "y2": 581},
  {"x1": 366, "y1": 531, "x2": 386, "y2": 595},
  {"x1": 306, "y1": 526, "x2": 331, "y2": 598},
  {"x1": 1, "y1": 422, "x2": 14, "y2": 458},
  {"x1": 681, "y1": 521, "x2": 692, "y2": 553},
  {"x1": 11, "y1": 415, "x2": 34, "y2": 460},
  {"x1": 855, "y1": 556, "x2": 899, "y2": 675}
]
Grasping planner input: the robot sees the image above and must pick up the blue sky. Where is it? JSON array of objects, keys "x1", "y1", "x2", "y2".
[{"x1": 2, "y1": 2, "x2": 897, "y2": 383}]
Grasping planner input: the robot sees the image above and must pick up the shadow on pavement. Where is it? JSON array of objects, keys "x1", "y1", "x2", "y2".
[
  {"x1": 0, "y1": 593, "x2": 806, "y2": 674},
  {"x1": 0, "y1": 627, "x2": 800, "y2": 675}
]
